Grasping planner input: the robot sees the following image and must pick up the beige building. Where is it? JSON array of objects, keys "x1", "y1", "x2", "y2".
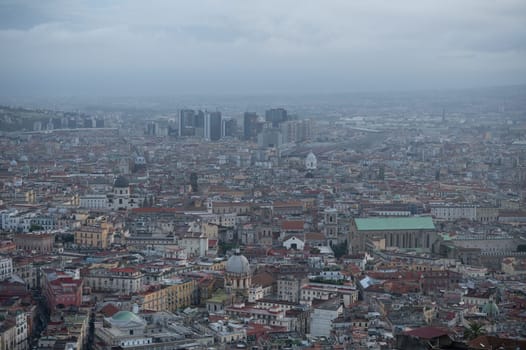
[
  {"x1": 95, "y1": 311, "x2": 213, "y2": 350},
  {"x1": 75, "y1": 216, "x2": 113, "y2": 249},
  {"x1": 0, "y1": 318, "x2": 17, "y2": 350},
  {"x1": 211, "y1": 201, "x2": 251, "y2": 215},
  {"x1": 134, "y1": 278, "x2": 196, "y2": 312},
  {"x1": 0, "y1": 312, "x2": 28, "y2": 350},
  {"x1": 277, "y1": 275, "x2": 308, "y2": 303},
  {"x1": 84, "y1": 267, "x2": 143, "y2": 295},
  {"x1": 13, "y1": 233, "x2": 54, "y2": 253},
  {"x1": 12, "y1": 257, "x2": 37, "y2": 289}
]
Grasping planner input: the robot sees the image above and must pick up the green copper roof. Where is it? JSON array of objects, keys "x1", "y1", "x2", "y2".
[
  {"x1": 112, "y1": 311, "x2": 140, "y2": 322},
  {"x1": 355, "y1": 217, "x2": 435, "y2": 231}
]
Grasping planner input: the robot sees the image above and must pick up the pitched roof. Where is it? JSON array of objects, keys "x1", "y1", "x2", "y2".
[
  {"x1": 354, "y1": 217, "x2": 435, "y2": 231},
  {"x1": 403, "y1": 326, "x2": 449, "y2": 340},
  {"x1": 468, "y1": 335, "x2": 526, "y2": 349},
  {"x1": 305, "y1": 232, "x2": 325, "y2": 241},
  {"x1": 99, "y1": 303, "x2": 120, "y2": 317},
  {"x1": 252, "y1": 271, "x2": 275, "y2": 288},
  {"x1": 281, "y1": 220, "x2": 304, "y2": 230}
]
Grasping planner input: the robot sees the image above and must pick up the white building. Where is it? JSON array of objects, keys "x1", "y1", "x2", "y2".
[
  {"x1": 179, "y1": 234, "x2": 208, "y2": 258},
  {"x1": 309, "y1": 298, "x2": 343, "y2": 337},
  {"x1": 283, "y1": 236, "x2": 305, "y2": 250},
  {"x1": 0, "y1": 210, "x2": 31, "y2": 232},
  {"x1": 431, "y1": 205, "x2": 476, "y2": 221},
  {"x1": 248, "y1": 285, "x2": 265, "y2": 302},
  {"x1": 84, "y1": 267, "x2": 143, "y2": 295},
  {"x1": 277, "y1": 275, "x2": 307, "y2": 303},
  {"x1": 305, "y1": 151, "x2": 317, "y2": 170},
  {"x1": 107, "y1": 176, "x2": 140, "y2": 210},
  {"x1": 0, "y1": 256, "x2": 13, "y2": 281},
  {"x1": 15, "y1": 312, "x2": 28, "y2": 350},
  {"x1": 79, "y1": 194, "x2": 108, "y2": 209},
  {"x1": 96, "y1": 311, "x2": 151, "y2": 348},
  {"x1": 301, "y1": 283, "x2": 358, "y2": 307},
  {"x1": 79, "y1": 176, "x2": 141, "y2": 211}
]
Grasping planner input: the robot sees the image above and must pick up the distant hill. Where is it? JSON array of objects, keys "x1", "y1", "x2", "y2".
[{"x1": 0, "y1": 105, "x2": 101, "y2": 132}]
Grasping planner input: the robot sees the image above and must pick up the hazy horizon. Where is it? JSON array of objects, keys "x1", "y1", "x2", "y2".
[{"x1": 1, "y1": 1, "x2": 525, "y2": 98}]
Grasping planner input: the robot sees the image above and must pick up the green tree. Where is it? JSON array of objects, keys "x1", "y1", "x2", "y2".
[
  {"x1": 310, "y1": 247, "x2": 320, "y2": 254},
  {"x1": 464, "y1": 322, "x2": 486, "y2": 340},
  {"x1": 331, "y1": 241, "x2": 348, "y2": 258}
]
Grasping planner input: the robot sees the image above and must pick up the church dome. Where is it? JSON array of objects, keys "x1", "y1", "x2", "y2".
[
  {"x1": 226, "y1": 250, "x2": 250, "y2": 275},
  {"x1": 482, "y1": 300, "x2": 499, "y2": 318},
  {"x1": 110, "y1": 311, "x2": 145, "y2": 326},
  {"x1": 114, "y1": 175, "x2": 129, "y2": 188}
]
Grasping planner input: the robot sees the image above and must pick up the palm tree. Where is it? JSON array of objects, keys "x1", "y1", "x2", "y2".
[{"x1": 464, "y1": 321, "x2": 486, "y2": 340}]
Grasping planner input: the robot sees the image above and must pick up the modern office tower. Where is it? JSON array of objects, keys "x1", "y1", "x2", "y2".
[
  {"x1": 243, "y1": 112, "x2": 259, "y2": 140},
  {"x1": 257, "y1": 128, "x2": 283, "y2": 148},
  {"x1": 194, "y1": 110, "x2": 205, "y2": 137},
  {"x1": 95, "y1": 118, "x2": 105, "y2": 128},
  {"x1": 194, "y1": 110, "x2": 205, "y2": 128},
  {"x1": 222, "y1": 118, "x2": 237, "y2": 138},
  {"x1": 204, "y1": 111, "x2": 222, "y2": 141},
  {"x1": 280, "y1": 119, "x2": 314, "y2": 143},
  {"x1": 265, "y1": 108, "x2": 288, "y2": 128},
  {"x1": 178, "y1": 109, "x2": 196, "y2": 136},
  {"x1": 146, "y1": 121, "x2": 157, "y2": 136},
  {"x1": 83, "y1": 117, "x2": 94, "y2": 128}
]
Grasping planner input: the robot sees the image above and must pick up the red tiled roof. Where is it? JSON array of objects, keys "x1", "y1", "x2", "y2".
[
  {"x1": 403, "y1": 326, "x2": 449, "y2": 340},
  {"x1": 281, "y1": 221, "x2": 304, "y2": 230},
  {"x1": 131, "y1": 208, "x2": 183, "y2": 214},
  {"x1": 49, "y1": 277, "x2": 82, "y2": 287},
  {"x1": 304, "y1": 232, "x2": 325, "y2": 241},
  {"x1": 252, "y1": 271, "x2": 275, "y2": 287},
  {"x1": 468, "y1": 335, "x2": 526, "y2": 350},
  {"x1": 274, "y1": 201, "x2": 303, "y2": 208},
  {"x1": 99, "y1": 303, "x2": 120, "y2": 317},
  {"x1": 109, "y1": 267, "x2": 139, "y2": 274}
]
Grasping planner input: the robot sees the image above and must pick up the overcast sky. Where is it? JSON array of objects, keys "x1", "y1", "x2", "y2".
[{"x1": 0, "y1": 0, "x2": 525, "y2": 97}]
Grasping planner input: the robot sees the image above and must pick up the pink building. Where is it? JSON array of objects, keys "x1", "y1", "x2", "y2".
[{"x1": 41, "y1": 269, "x2": 83, "y2": 311}]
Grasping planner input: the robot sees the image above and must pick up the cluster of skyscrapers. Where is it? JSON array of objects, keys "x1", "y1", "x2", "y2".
[
  {"x1": 170, "y1": 107, "x2": 313, "y2": 145},
  {"x1": 178, "y1": 109, "x2": 236, "y2": 141}
]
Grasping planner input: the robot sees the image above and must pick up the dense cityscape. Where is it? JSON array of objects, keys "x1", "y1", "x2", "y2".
[
  {"x1": 2, "y1": 0, "x2": 526, "y2": 349},
  {"x1": 0, "y1": 86, "x2": 525, "y2": 350}
]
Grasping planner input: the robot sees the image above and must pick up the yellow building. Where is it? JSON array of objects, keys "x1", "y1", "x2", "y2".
[
  {"x1": 75, "y1": 217, "x2": 113, "y2": 249},
  {"x1": 136, "y1": 278, "x2": 196, "y2": 312},
  {"x1": 195, "y1": 259, "x2": 226, "y2": 272}
]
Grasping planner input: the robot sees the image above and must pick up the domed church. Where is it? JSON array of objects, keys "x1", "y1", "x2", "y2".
[
  {"x1": 107, "y1": 175, "x2": 139, "y2": 210},
  {"x1": 224, "y1": 249, "x2": 251, "y2": 295}
]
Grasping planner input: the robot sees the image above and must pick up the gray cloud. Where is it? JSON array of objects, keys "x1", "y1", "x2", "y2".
[{"x1": 0, "y1": 0, "x2": 525, "y2": 96}]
